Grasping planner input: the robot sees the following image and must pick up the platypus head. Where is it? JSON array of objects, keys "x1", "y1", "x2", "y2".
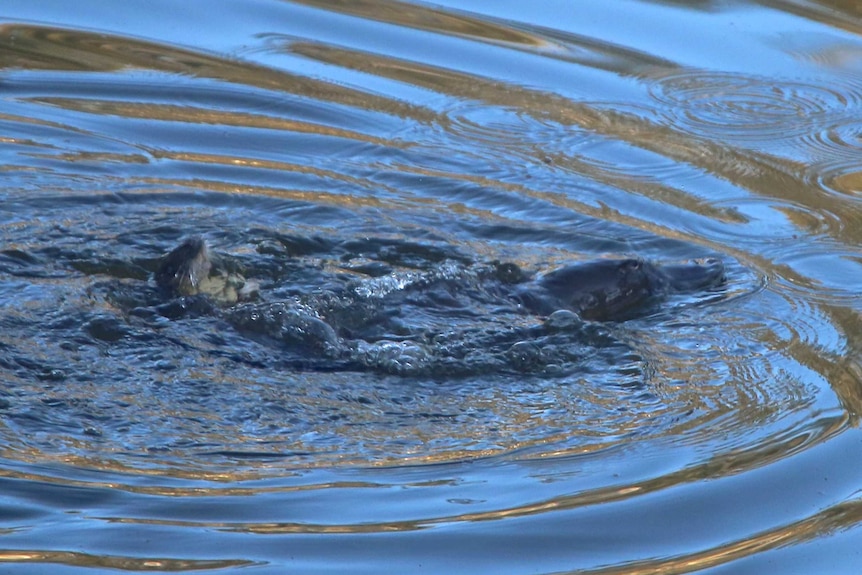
[
  {"x1": 155, "y1": 237, "x2": 257, "y2": 304},
  {"x1": 532, "y1": 257, "x2": 725, "y2": 320},
  {"x1": 155, "y1": 236, "x2": 212, "y2": 296},
  {"x1": 537, "y1": 259, "x2": 668, "y2": 320}
]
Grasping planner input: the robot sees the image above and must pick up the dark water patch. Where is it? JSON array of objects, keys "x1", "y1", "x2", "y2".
[{"x1": 0, "y1": 191, "x2": 752, "y2": 475}]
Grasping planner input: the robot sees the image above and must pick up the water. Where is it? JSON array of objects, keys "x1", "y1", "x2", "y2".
[{"x1": 2, "y1": 0, "x2": 862, "y2": 572}]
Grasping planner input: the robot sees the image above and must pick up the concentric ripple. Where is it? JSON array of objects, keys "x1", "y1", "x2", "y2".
[
  {"x1": 648, "y1": 71, "x2": 860, "y2": 143},
  {"x1": 3, "y1": 2, "x2": 862, "y2": 572},
  {"x1": 798, "y1": 120, "x2": 862, "y2": 198},
  {"x1": 0, "y1": 194, "x2": 774, "y2": 476}
]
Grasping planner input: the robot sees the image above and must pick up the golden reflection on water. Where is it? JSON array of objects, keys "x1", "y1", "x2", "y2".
[
  {"x1": 566, "y1": 496, "x2": 862, "y2": 575},
  {"x1": 828, "y1": 169, "x2": 862, "y2": 195},
  {"x1": 285, "y1": 42, "x2": 810, "y2": 221},
  {"x1": 283, "y1": 38, "x2": 862, "y2": 257},
  {"x1": 1, "y1": 413, "x2": 844, "y2": 531},
  {"x1": 293, "y1": 0, "x2": 546, "y2": 47},
  {"x1": 6, "y1": 21, "x2": 862, "y2": 260},
  {"x1": 0, "y1": 24, "x2": 436, "y2": 122},
  {"x1": 291, "y1": 0, "x2": 679, "y2": 73},
  {"x1": 295, "y1": 40, "x2": 790, "y2": 169},
  {"x1": 760, "y1": 0, "x2": 862, "y2": 37},
  {"x1": 0, "y1": 549, "x2": 252, "y2": 571},
  {"x1": 30, "y1": 97, "x2": 399, "y2": 147},
  {"x1": 2, "y1": 2, "x2": 862, "y2": 571}
]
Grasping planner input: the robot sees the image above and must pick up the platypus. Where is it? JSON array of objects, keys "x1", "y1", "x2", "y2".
[
  {"x1": 156, "y1": 237, "x2": 725, "y2": 324},
  {"x1": 518, "y1": 257, "x2": 725, "y2": 320}
]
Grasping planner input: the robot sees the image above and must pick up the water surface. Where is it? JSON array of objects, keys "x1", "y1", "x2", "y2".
[{"x1": 2, "y1": 0, "x2": 862, "y2": 573}]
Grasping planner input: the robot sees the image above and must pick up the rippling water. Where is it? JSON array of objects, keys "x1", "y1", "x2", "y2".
[{"x1": 2, "y1": 0, "x2": 862, "y2": 573}]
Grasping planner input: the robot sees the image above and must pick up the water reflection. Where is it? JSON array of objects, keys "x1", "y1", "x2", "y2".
[
  {"x1": 2, "y1": 0, "x2": 862, "y2": 572},
  {"x1": 0, "y1": 550, "x2": 252, "y2": 571},
  {"x1": 647, "y1": 70, "x2": 861, "y2": 141}
]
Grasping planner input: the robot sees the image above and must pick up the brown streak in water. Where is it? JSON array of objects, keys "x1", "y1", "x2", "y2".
[
  {"x1": 0, "y1": 549, "x2": 252, "y2": 570},
  {"x1": 554, "y1": 497, "x2": 862, "y2": 574},
  {"x1": 293, "y1": 0, "x2": 543, "y2": 46},
  {"x1": 815, "y1": 307, "x2": 862, "y2": 417},
  {"x1": 0, "y1": 24, "x2": 438, "y2": 124},
  {"x1": 26, "y1": 151, "x2": 151, "y2": 165},
  {"x1": 0, "y1": 462, "x2": 387, "y2": 495},
  {"x1": 291, "y1": 0, "x2": 679, "y2": 75},
  {"x1": 757, "y1": 0, "x2": 862, "y2": 37},
  {"x1": 129, "y1": 179, "x2": 421, "y2": 210},
  {"x1": 29, "y1": 97, "x2": 403, "y2": 148},
  {"x1": 393, "y1": 159, "x2": 745, "y2": 226}
]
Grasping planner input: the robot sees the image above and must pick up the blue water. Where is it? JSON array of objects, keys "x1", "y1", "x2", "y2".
[{"x1": 2, "y1": 0, "x2": 862, "y2": 573}]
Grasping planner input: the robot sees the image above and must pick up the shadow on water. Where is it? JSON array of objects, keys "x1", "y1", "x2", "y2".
[{"x1": 2, "y1": 0, "x2": 862, "y2": 573}]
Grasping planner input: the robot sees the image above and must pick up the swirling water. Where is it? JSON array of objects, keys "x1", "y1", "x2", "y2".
[{"x1": 2, "y1": 0, "x2": 862, "y2": 573}]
